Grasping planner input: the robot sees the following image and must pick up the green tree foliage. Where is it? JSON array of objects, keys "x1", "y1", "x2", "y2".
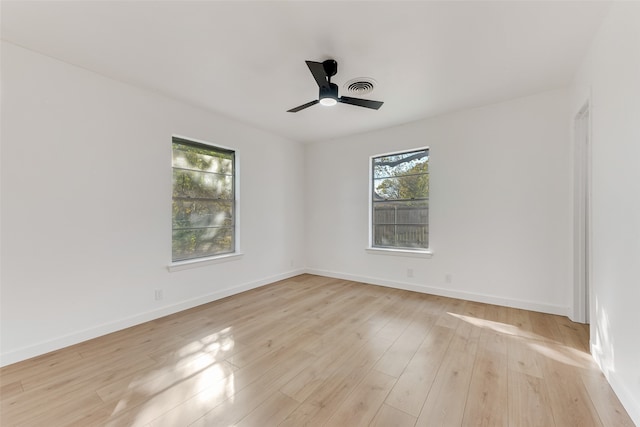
[{"x1": 374, "y1": 152, "x2": 429, "y2": 203}]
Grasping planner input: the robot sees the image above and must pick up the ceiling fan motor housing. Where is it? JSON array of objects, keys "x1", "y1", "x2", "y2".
[
  {"x1": 320, "y1": 83, "x2": 339, "y2": 101},
  {"x1": 322, "y1": 59, "x2": 338, "y2": 77}
]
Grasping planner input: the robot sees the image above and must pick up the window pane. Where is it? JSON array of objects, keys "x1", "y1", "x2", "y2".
[
  {"x1": 371, "y1": 148, "x2": 429, "y2": 250},
  {"x1": 172, "y1": 200, "x2": 233, "y2": 229},
  {"x1": 172, "y1": 169, "x2": 233, "y2": 200},
  {"x1": 172, "y1": 144, "x2": 233, "y2": 174},
  {"x1": 373, "y1": 224, "x2": 428, "y2": 249},
  {"x1": 172, "y1": 138, "x2": 235, "y2": 262},
  {"x1": 373, "y1": 174, "x2": 429, "y2": 200},
  {"x1": 172, "y1": 226, "x2": 234, "y2": 261},
  {"x1": 373, "y1": 150, "x2": 428, "y2": 179},
  {"x1": 373, "y1": 201, "x2": 428, "y2": 224}
]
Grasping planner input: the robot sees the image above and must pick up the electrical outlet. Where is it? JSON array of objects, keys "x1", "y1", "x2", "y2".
[
  {"x1": 154, "y1": 289, "x2": 163, "y2": 301},
  {"x1": 445, "y1": 274, "x2": 452, "y2": 284},
  {"x1": 407, "y1": 268, "x2": 414, "y2": 278}
]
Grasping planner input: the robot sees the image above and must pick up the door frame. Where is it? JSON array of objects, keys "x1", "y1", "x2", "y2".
[{"x1": 573, "y1": 100, "x2": 592, "y2": 324}]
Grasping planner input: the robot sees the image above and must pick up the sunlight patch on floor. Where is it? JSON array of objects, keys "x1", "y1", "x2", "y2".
[
  {"x1": 107, "y1": 327, "x2": 236, "y2": 425},
  {"x1": 448, "y1": 312, "x2": 537, "y2": 339},
  {"x1": 449, "y1": 311, "x2": 593, "y2": 368},
  {"x1": 526, "y1": 341, "x2": 592, "y2": 369}
]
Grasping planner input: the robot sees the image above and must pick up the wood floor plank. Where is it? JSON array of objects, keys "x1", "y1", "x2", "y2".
[
  {"x1": 555, "y1": 315, "x2": 590, "y2": 353},
  {"x1": 385, "y1": 325, "x2": 454, "y2": 417},
  {"x1": 477, "y1": 327, "x2": 508, "y2": 356},
  {"x1": 374, "y1": 310, "x2": 435, "y2": 378},
  {"x1": 415, "y1": 330, "x2": 478, "y2": 426},
  {"x1": 297, "y1": 287, "x2": 399, "y2": 356},
  {"x1": 325, "y1": 369, "x2": 397, "y2": 427},
  {"x1": 96, "y1": 358, "x2": 236, "y2": 405},
  {"x1": 145, "y1": 363, "x2": 265, "y2": 425},
  {"x1": 226, "y1": 322, "x2": 314, "y2": 368},
  {"x1": 435, "y1": 297, "x2": 466, "y2": 330},
  {"x1": 528, "y1": 311, "x2": 565, "y2": 343},
  {"x1": 462, "y1": 300, "x2": 488, "y2": 320},
  {"x1": 4, "y1": 391, "x2": 105, "y2": 427},
  {"x1": 482, "y1": 303, "x2": 509, "y2": 324},
  {"x1": 1, "y1": 355, "x2": 158, "y2": 423},
  {"x1": 145, "y1": 347, "x2": 313, "y2": 426},
  {"x1": 542, "y1": 357, "x2": 603, "y2": 426},
  {"x1": 100, "y1": 360, "x2": 238, "y2": 426},
  {"x1": 279, "y1": 335, "x2": 394, "y2": 426},
  {"x1": 506, "y1": 306, "x2": 534, "y2": 331},
  {"x1": 280, "y1": 324, "x2": 373, "y2": 402},
  {"x1": 507, "y1": 371, "x2": 556, "y2": 427},
  {"x1": 190, "y1": 350, "x2": 315, "y2": 427},
  {"x1": 370, "y1": 403, "x2": 417, "y2": 427},
  {"x1": 234, "y1": 391, "x2": 299, "y2": 427},
  {"x1": 508, "y1": 335, "x2": 544, "y2": 378},
  {"x1": 462, "y1": 348, "x2": 508, "y2": 426},
  {"x1": 0, "y1": 274, "x2": 632, "y2": 427},
  {"x1": 0, "y1": 379, "x2": 23, "y2": 400},
  {"x1": 0, "y1": 347, "x2": 84, "y2": 389}
]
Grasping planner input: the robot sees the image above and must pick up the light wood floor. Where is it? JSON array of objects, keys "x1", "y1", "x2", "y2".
[{"x1": 0, "y1": 274, "x2": 634, "y2": 426}]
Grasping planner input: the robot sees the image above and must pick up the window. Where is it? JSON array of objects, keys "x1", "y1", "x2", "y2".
[
  {"x1": 371, "y1": 148, "x2": 429, "y2": 250},
  {"x1": 172, "y1": 137, "x2": 235, "y2": 262}
]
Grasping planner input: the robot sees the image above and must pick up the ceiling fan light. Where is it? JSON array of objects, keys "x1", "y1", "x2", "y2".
[{"x1": 319, "y1": 97, "x2": 337, "y2": 107}]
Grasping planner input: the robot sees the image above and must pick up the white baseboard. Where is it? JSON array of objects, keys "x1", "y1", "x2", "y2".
[
  {"x1": 305, "y1": 268, "x2": 570, "y2": 317},
  {"x1": 0, "y1": 269, "x2": 305, "y2": 367}
]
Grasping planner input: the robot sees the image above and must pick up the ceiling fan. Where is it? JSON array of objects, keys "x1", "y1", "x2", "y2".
[{"x1": 287, "y1": 59, "x2": 384, "y2": 113}]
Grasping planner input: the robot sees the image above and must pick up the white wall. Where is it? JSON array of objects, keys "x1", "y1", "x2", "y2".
[
  {"x1": 571, "y1": 3, "x2": 640, "y2": 423},
  {"x1": 306, "y1": 89, "x2": 572, "y2": 315},
  {"x1": 0, "y1": 42, "x2": 306, "y2": 366}
]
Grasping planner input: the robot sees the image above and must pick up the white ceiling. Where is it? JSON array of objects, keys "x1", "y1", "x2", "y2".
[{"x1": 1, "y1": 1, "x2": 610, "y2": 143}]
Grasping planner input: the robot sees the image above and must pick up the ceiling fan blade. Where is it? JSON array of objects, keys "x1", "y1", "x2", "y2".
[
  {"x1": 287, "y1": 99, "x2": 319, "y2": 113},
  {"x1": 305, "y1": 61, "x2": 330, "y2": 89},
  {"x1": 338, "y1": 96, "x2": 384, "y2": 110}
]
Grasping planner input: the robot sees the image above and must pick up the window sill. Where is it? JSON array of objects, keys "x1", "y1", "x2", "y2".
[
  {"x1": 168, "y1": 252, "x2": 244, "y2": 272},
  {"x1": 365, "y1": 247, "x2": 433, "y2": 258}
]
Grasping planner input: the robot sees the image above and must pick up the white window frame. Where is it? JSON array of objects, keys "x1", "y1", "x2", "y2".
[
  {"x1": 168, "y1": 135, "x2": 242, "y2": 272},
  {"x1": 367, "y1": 147, "x2": 432, "y2": 258}
]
